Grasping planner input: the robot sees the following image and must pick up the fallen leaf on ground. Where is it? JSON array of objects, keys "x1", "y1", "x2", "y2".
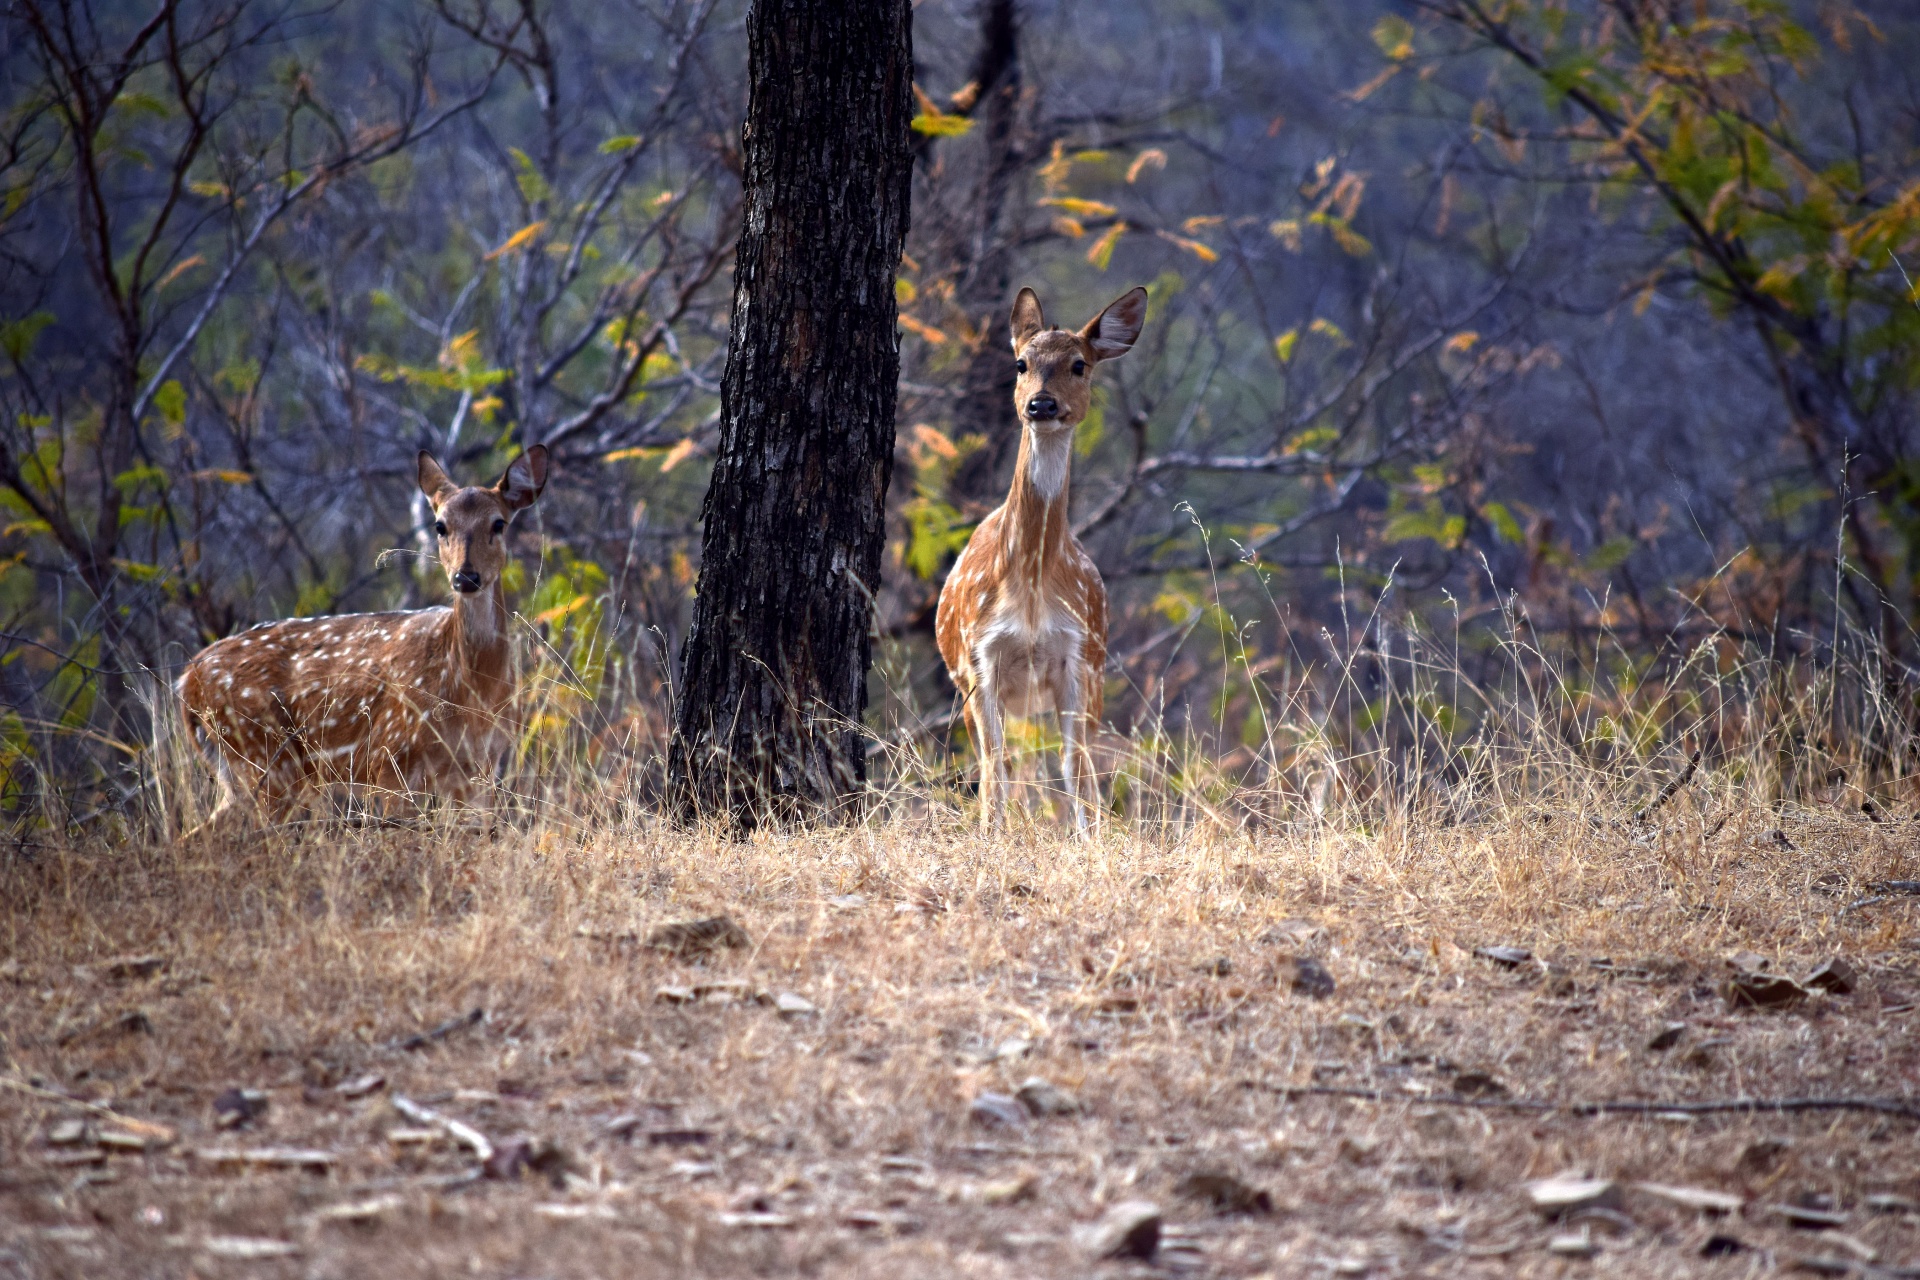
[
  {"x1": 1015, "y1": 1076, "x2": 1081, "y2": 1117},
  {"x1": 313, "y1": 1194, "x2": 404, "y2": 1224},
  {"x1": 1292, "y1": 956, "x2": 1335, "y2": 999},
  {"x1": 202, "y1": 1236, "x2": 299, "y2": 1259},
  {"x1": 646, "y1": 916, "x2": 750, "y2": 956},
  {"x1": 969, "y1": 1091, "x2": 1028, "y2": 1129},
  {"x1": 1526, "y1": 1177, "x2": 1621, "y2": 1217},
  {"x1": 1174, "y1": 1170, "x2": 1272, "y2": 1214},
  {"x1": 1632, "y1": 1182, "x2": 1742, "y2": 1214},
  {"x1": 212, "y1": 1088, "x2": 268, "y2": 1129},
  {"x1": 1452, "y1": 1071, "x2": 1506, "y2": 1097},
  {"x1": 104, "y1": 955, "x2": 168, "y2": 981},
  {"x1": 1804, "y1": 957, "x2": 1857, "y2": 994},
  {"x1": 335, "y1": 1074, "x2": 385, "y2": 1098},
  {"x1": 1073, "y1": 1199, "x2": 1161, "y2": 1259},
  {"x1": 193, "y1": 1146, "x2": 335, "y2": 1171},
  {"x1": 1646, "y1": 1022, "x2": 1686, "y2": 1051},
  {"x1": 1767, "y1": 1203, "x2": 1849, "y2": 1229},
  {"x1": 1725, "y1": 971, "x2": 1807, "y2": 1009}
]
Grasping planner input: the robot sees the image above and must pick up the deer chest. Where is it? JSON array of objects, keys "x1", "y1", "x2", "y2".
[{"x1": 974, "y1": 597, "x2": 1086, "y2": 716}]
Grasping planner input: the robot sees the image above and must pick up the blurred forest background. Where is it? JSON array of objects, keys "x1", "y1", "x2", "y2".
[{"x1": 4, "y1": 0, "x2": 1920, "y2": 820}]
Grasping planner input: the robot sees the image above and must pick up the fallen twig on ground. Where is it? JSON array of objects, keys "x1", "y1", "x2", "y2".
[
  {"x1": 391, "y1": 1094, "x2": 495, "y2": 1163},
  {"x1": 1244, "y1": 1082, "x2": 1920, "y2": 1121},
  {"x1": 0, "y1": 1073, "x2": 178, "y2": 1143},
  {"x1": 385, "y1": 1008, "x2": 485, "y2": 1053}
]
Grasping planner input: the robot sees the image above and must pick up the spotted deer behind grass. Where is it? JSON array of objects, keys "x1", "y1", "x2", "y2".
[
  {"x1": 175, "y1": 446, "x2": 549, "y2": 832},
  {"x1": 936, "y1": 286, "x2": 1147, "y2": 833}
]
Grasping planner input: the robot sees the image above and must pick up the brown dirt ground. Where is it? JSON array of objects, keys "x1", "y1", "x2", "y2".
[{"x1": 2, "y1": 806, "x2": 1918, "y2": 1278}]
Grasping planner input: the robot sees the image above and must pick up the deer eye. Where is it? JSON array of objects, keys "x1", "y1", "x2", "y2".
[
  {"x1": 1072, "y1": 359, "x2": 1087, "y2": 376},
  {"x1": 1015, "y1": 359, "x2": 1028, "y2": 374},
  {"x1": 433, "y1": 520, "x2": 448, "y2": 537},
  {"x1": 491, "y1": 518, "x2": 506, "y2": 536}
]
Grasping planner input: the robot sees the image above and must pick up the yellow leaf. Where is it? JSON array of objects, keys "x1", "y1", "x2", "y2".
[
  {"x1": 911, "y1": 112, "x2": 974, "y2": 137},
  {"x1": 1052, "y1": 216, "x2": 1086, "y2": 239},
  {"x1": 898, "y1": 314, "x2": 949, "y2": 344},
  {"x1": 1273, "y1": 328, "x2": 1299, "y2": 362},
  {"x1": 1309, "y1": 317, "x2": 1350, "y2": 346},
  {"x1": 1444, "y1": 331, "x2": 1479, "y2": 354},
  {"x1": 1347, "y1": 65, "x2": 1400, "y2": 102},
  {"x1": 913, "y1": 424, "x2": 959, "y2": 459},
  {"x1": 895, "y1": 277, "x2": 918, "y2": 304},
  {"x1": 1268, "y1": 219, "x2": 1303, "y2": 251},
  {"x1": 1328, "y1": 220, "x2": 1373, "y2": 257},
  {"x1": 1182, "y1": 215, "x2": 1225, "y2": 233},
  {"x1": 1038, "y1": 197, "x2": 1118, "y2": 219},
  {"x1": 486, "y1": 221, "x2": 547, "y2": 261},
  {"x1": 191, "y1": 469, "x2": 254, "y2": 484},
  {"x1": 159, "y1": 254, "x2": 205, "y2": 288},
  {"x1": 1126, "y1": 149, "x2": 1167, "y2": 184},
  {"x1": 533, "y1": 594, "x2": 593, "y2": 626},
  {"x1": 1037, "y1": 140, "x2": 1072, "y2": 190},
  {"x1": 1755, "y1": 255, "x2": 1810, "y2": 299},
  {"x1": 603, "y1": 446, "x2": 649, "y2": 462},
  {"x1": 1159, "y1": 231, "x2": 1219, "y2": 263},
  {"x1": 1303, "y1": 156, "x2": 1337, "y2": 199},
  {"x1": 1086, "y1": 222, "x2": 1127, "y2": 271},
  {"x1": 657, "y1": 438, "x2": 698, "y2": 472},
  {"x1": 651, "y1": 190, "x2": 675, "y2": 206}
]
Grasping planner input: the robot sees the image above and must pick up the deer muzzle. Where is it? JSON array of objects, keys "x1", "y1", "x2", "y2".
[{"x1": 1025, "y1": 393, "x2": 1060, "y2": 421}]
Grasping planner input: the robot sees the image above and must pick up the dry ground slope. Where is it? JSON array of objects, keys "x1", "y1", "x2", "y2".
[{"x1": 2, "y1": 807, "x2": 1918, "y2": 1277}]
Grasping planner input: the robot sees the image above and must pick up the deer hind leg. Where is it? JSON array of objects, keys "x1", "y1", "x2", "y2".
[{"x1": 1056, "y1": 672, "x2": 1096, "y2": 837}]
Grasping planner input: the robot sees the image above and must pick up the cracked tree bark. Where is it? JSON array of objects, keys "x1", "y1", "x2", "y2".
[{"x1": 667, "y1": 0, "x2": 913, "y2": 830}]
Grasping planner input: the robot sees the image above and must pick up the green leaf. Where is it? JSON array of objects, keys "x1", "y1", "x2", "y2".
[
  {"x1": 1482, "y1": 501, "x2": 1524, "y2": 543},
  {"x1": 153, "y1": 380, "x2": 187, "y2": 427},
  {"x1": 0, "y1": 311, "x2": 54, "y2": 364},
  {"x1": 1371, "y1": 15, "x2": 1414, "y2": 61},
  {"x1": 509, "y1": 148, "x2": 552, "y2": 204},
  {"x1": 599, "y1": 134, "x2": 643, "y2": 154}
]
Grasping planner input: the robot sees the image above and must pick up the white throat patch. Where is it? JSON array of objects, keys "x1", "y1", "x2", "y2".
[{"x1": 1026, "y1": 426, "x2": 1072, "y2": 501}]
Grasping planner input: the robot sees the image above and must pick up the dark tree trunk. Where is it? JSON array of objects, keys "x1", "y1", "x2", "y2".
[{"x1": 667, "y1": 0, "x2": 913, "y2": 830}]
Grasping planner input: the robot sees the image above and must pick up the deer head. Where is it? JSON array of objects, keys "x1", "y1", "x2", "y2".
[
  {"x1": 1008, "y1": 286, "x2": 1148, "y2": 433},
  {"x1": 417, "y1": 445, "x2": 549, "y2": 598}
]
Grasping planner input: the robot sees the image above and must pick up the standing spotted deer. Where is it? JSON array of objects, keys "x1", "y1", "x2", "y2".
[
  {"x1": 176, "y1": 446, "x2": 549, "y2": 829},
  {"x1": 936, "y1": 286, "x2": 1147, "y2": 832}
]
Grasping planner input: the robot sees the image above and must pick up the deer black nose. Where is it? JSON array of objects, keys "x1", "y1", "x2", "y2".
[
  {"x1": 452, "y1": 570, "x2": 483, "y2": 594},
  {"x1": 1025, "y1": 393, "x2": 1059, "y2": 420}
]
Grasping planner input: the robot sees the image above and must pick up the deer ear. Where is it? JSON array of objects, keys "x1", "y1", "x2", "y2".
[
  {"x1": 495, "y1": 444, "x2": 548, "y2": 512},
  {"x1": 1080, "y1": 286, "x2": 1148, "y2": 361},
  {"x1": 1010, "y1": 287, "x2": 1045, "y2": 352},
  {"x1": 417, "y1": 452, "x2": 458, "y2": 504}
]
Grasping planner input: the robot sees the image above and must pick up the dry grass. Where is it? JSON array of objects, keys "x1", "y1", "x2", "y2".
[{"x1": 3, "y1": 774, "x2": 1918, "y2": 1277}]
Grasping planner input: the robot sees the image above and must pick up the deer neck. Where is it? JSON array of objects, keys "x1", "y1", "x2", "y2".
[
  {"x1": 445, "y1": 583, "x2": 511, "y2": 693},
  {"x1": 1000, "y1": 421, "x2": 1074, "y2": 580}
]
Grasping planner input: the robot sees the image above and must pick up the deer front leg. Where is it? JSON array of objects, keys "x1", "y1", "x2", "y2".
[{"x1": 968, "y1": 677, "x2": 1009, "y2": 833}]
